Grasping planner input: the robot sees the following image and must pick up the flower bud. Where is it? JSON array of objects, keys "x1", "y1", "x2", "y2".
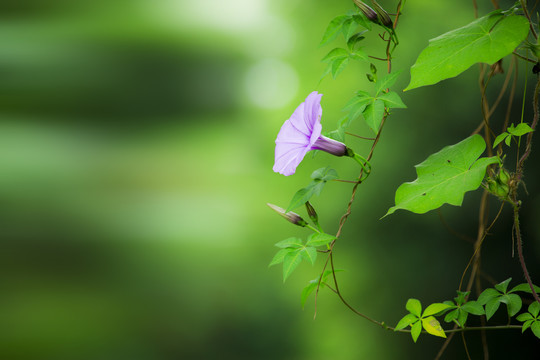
[
  {"x1": 267, "y1": 203, "x2": 307, "y2": 227},
  {"x1": 487, "y1": 179, "x2": 498, "y2": 194},
  {"x1": 371, "y1": 0, "x2": 393, "y2": 28},
  {"x1": 497, "y1": 169, "x2": 511, "y2": 185},
  {"x1": 305, "y1": 201, "x2": 319, "y2": 226},
  {"x1": 353, "y1": 0, "x2": 379, "y2": 23},
  {"x1": 495, "y1": 184, "x2": 509, "y2": 199}
]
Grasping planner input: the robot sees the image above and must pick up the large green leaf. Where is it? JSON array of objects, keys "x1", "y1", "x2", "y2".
[
  {"x1": 385, "y1": 135, "x2": 498, "y2": 216},
  {"x1": 405, "y1": 11, "x2": 529, "y2": 91}
]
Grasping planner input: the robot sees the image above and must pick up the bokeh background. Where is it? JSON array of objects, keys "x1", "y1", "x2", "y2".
[{"x1": 1, "y1": 0, "x2": 539, "y2": 359}]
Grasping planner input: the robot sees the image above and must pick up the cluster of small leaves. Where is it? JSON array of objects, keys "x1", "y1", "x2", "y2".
[
  {"x1": 493, "y1": 123, "x2": 534, "y2": 148},
  {"x1": 287, "y1": 167, "x2": 338, "y2": 212},
  {"x1": 320, "y1": 11, "x2": 373, "y2": 79},
  {"x1": 269, "y1": 232, "x2": 335, "y2": 282},
  {"x1": 395, "y1": 279, "x2": 540, "y2": 342},
  {"x1": 395, "y1": 299, "x2": 451, "y2": 342}
]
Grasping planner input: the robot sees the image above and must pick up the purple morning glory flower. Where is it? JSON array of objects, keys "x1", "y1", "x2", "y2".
[{"x1": 273, "y1": 91, "x2": 348, "y2": 176}]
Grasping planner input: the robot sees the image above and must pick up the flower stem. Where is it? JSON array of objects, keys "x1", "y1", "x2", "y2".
[{"x1": 346, "y1": 148, "x2": 372, "y2": 179}]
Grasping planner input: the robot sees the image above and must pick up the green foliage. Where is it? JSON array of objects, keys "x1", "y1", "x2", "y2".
[
  {"x1": 477, "y1": 278, "x2": 539, "y2": 320},
  {"x1": 287, "y1": 167, "x2": 338, "y2": 211},
  {"x1": 406, "y1": 11, "x2": 529, "y2": 91},
  {"x1": 493, "y1": 123, "x2": 534, "y2": 147},
  {"x1": 395, "y1": 298, "x2": 451, "y2": 342},
  {"x1": 516, "y1": 302, "x2": 540, "y2": 339},
  {"x1": 301, "y1": 269, "x2": 344, "y2": 308},
  {"x1": 443, "y1": 291, "x2": 484, "y2": 327},
  {"x1": 385, "y1": 135, "x2": 499, "y2": 216}
]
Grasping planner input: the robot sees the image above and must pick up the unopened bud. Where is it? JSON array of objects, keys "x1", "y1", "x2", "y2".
[
  {"x1": 305, "y1": 201, "x2": 319, "y2": 226},
  {"x1": 267, "y1": 203, "x2": 307, "y2": 227},
  {"x1": 496, "y1": 184, "x2": 509, "y2": 198},
  {"x1": 371, "y1": 0, "x2": 393, "y2": 28},
  {"x1": 370, "y1": 63, "x2": 377, "y2": 75},
  {"x1": 366, "y1": 73, "x2": 375, "y2": 82},
  {"x1": 497, "y1": 169, "x2": 511, "y2": 185},
  {"x1": 353, "y1": 0, "x2": 379, "y2": 23}
]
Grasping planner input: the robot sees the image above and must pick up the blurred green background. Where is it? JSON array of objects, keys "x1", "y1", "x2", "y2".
[{"x1": 1, "y1": 0, "x2": 539, "y2": 359}]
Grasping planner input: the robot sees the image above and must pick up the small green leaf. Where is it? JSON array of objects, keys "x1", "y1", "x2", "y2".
[
  {"x1": 501, "y1": 293, "x2": 522, "y2": 317},
  {"x1": 347, "y1": 31, "x2": 367, "y2": 50},
  {"x1": 423, "y1": 303, "x2": 452, "y2": 317},
  {"x1": 485, "y1": 298, "x2": 501, "y2": 321},
  {"x1": 342, "y1": 18, "x2": 357, "y2": 41},
  {"x1": 363, "y1": 98, "x2": 385, "y2": 134},
  {"x1": 507, "y1": 123, "x2": 533, "y2": 136},
  {"x1": 275, "y1": 237, "x2": 303, "y2": 249},
  {"x1": 522, "y1": 319, "x2": 534, "y2": 333},
  {"x1": 322, "y1": 48, "x2": 349, "y2": 63},
  {"x1": 307, "y1": 233, "x2": 336, "y2": 247},
  {"x1": 493, "y1": 132, "x2": 509, "y2": 148},
  {"x1": 385, "y1": 135, "x2": 499, "y2": 216},
  {"x1": 478, "y1": 288, "x2": 501, "y2": 305},
  {"x1": 504, "y1": 135, "x2": 512, "y2": 146},
  {"x1": 422, "y1": 316, "x2": 447, "y2": 338},
  {"x1": 287, "y1": 186, "x2": 316, "y2": 212},
  {"x1": 300, "y1": 246, "x2": 317, "y2": 265},
  {"x1": 411, "y1": 321, "x2": 422, "y2": 343},
  {"x1": 312, "y1": 167, "x2": 339, "y2": 182},
  {"x1": 301, "y1": 281, "x2": 318, "y2": 308},
  {"x1": 531, "y1": 321, "x2": 540, "y2": 339},
  {"x1": 454, "y1": 291, "x2": 470, "y2": 305},
  {"x1": 378, "y1": 91, "x2": 407, "y2": 109},
  {"x1": 509, "y1": 283, "x2": 540, "y2": 294},
  {"x1": 375, "y1": 70, "x2": 402, "y2": 95},
  {"x1": 332, "y1": 57, "x2": 349, "y2": 78},
  {"x1": 282, "y1": 249, "x2": 304, "y2": 282},
  {"x1": 406, "y1": 12, "x2": 529, "y2": 90},
  {"x1": 495, "y1": 278, "x2": 512, "y2": 293},
  {"x1": 352, "y1": 14, "x2": 372, "y2": 30},
  {"x1": 350, "y1": 49, "x2": 368, "y2": 61},
  {"x1": 461, "y1": 301, "x2": 484, "y2": 315},
  {"x1": 406, "y1": 298, "x2": 422, "y2": 317},
  {"x1": 456, "y1": 310, "x2": 468, "y2": 327},
  {"x1": 516, "y1": 313, "x2": 534, "y2": 322},
  {"x1": 529, "y1": 302, "x2": 540, "y2": 317},
  {"x1": 395, "y1": 313, "x2": 418, "y2": 330},
  {"x1": 320, "y1": 15, "x2": 349, "y2": 46},
  {"x1": 269, "y1": 248, "x2": 293, "y2": 267},
  {"x1": 444, "y1": 309, "x2": 459, "y2": 323}
]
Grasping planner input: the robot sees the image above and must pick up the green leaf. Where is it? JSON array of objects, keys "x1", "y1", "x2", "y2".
[
  {"x1": 422, "y1": 316, "x2": 447, "y2": 338},
  {"x1": 444, "y1": 309, "x2": 459, "y2": 323},
  {"x1": 311, "y1": 167, "x2": 339, "y2": 182},
  {"x1": 509, "y1": 283, "x2": 540, "y2": 294},
  {"x1": 456, "y1": 310, "x2": 468, "y2": 327},
  {"x1": 406, "y1": 12, "x2": 529, "y2": 91},
  {"x1": 300, "y1": 246, "x2": 317, "y2": 265},
  {"x1": 376, "y1": 70, "x2": 402, "y2": 95},
  {"x1": 504, "y1": 135, "x2": 512, "y2": 146},
  {"x1": 332, "y1": 57, "x2": 349, "y2": 78},
  {"x1": 500, "y1": 293, "x2": 522, "y2": 317},
  {"x1": 320, "y1": 15, "x2": 349, "y2": 46},
  {"x1": 522, "y1": 319, "x2": 534, "y2": 333},
  {"x1": 423, "y1": 303, "x2": 452, "y2": 317},
  {"x1": 378, "y1": 91, "x2": 407, "y2": 109},
  {"x1": 269, "y1": 248, "x2": 293, "y2": 267},
  {"x1": 307, "y1": 233, "x2": 336, "y2": 247},
  {"x1": 532, "y1": 321, "x2": 540, "y2": 339},
  {"x1": 363, "y1": 98, "x2": 385, "y2": 134},
  {"x1": 347, "y1": 31, "x2": 367, "y2": 51},
  {"x1": 350, "y1": 49, "x2": 368, "y2": 62},
  {"x1": 395, "y1": 313, "x2": 418, "y2": 330},
  {"x1": 287, "y1": 186, "x2": 316, "y2": 212},
  {"x1": 275, "y1": 237, "x2": 303, "y2": 249},
  {"x1": 516, "y1": 313, "x2": 534, "y2": 322},
  {"x1": 485, "y1": 298, "x2": 501, "y2": 321},
  {"x1": 282, "y1": 249, "x2": 304, "y2": 282},
  {"x1": 529, "y1": 302, "x2": 540, "y2": 317},
  {"x1": 406, "y1": 298, "x2": 422, "y2": 317},
  {"x1": 322, "y1": 48, "x2": 349, "y2": 63},
  {"x1": 385, "y1": 135, "x2": 499, "y2": 216},
  {"x1": 461, "y1": 301, "x2": 485, "y2": 315},
  {"x1": 454, "y1": 291, "x2": 470, "y2": 305},
  {"x1": 342, "y1": 18, "x2": 357, "y2": 41},
  {"x1": 494, "y1": 277, "x2": 512, "y2": 293},
  {"x1": 352, "y1": 14, "x2": 372, "y2": 30},
  {"x1": 301, "y1": 281, "x2": 318, "y2": 308},
  {"x1": 411, "y1": 320, "x2": 422, "y2": 343},
  {"x1": 507, "y1": 123, "x2": 533, "y2": 136},
  {"x1": 478, "y1": 288, "x2": 501, "y2": 305},
  {"x1": 493, "y1": 132, "x2": 509, "y2": 148}
]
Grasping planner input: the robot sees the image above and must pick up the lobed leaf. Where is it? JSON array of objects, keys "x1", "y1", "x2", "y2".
[
  {"x1": 378, "y1": 91, "x2": 407, "y2": 109},
  {"x1": 307, "y1": 232, "x2": 336, "y2": 247},
  {"x1": 300, "y1": 246, "x2": 317, "y2": 265},
  {"x1": 385, "y1": 135, "x2": 499, "y2": 216},
  {"x1": 301, "y1": 281, "x2": 318, "y2": 308},
  {"x1": 406, "y1": 12, "x2": 529, "y2": 90},
  {"x1": 282, "y1": 249, "x2": 304, "y2": 282},
  {"x1": 275, "y1": 237, "x2": 303, "y2": 249},
  {"x1": 269, "y1": 248, "x2": 293, "y2": 267},
  {"x1": 322, "y1": 48, "x2": 349, "y2": 63},
  {"x1": 363, "y1": 98, "x2": 385, "y2": 134},
  {"x1": 320, "y1": 15, "x2": 349, "y2": 46},
  {"x1": 507, "y1": 123, "x2": 533, "y2": 136},
  {"x1": 311, "y1": 167, "x2": 339, "y2": 182},
  {"x1": 332, "y1": 57, "x2": 349, "y2": 78},
  {"x1": 376, "y1": 70, "x2": 402, "y2": 95}
]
